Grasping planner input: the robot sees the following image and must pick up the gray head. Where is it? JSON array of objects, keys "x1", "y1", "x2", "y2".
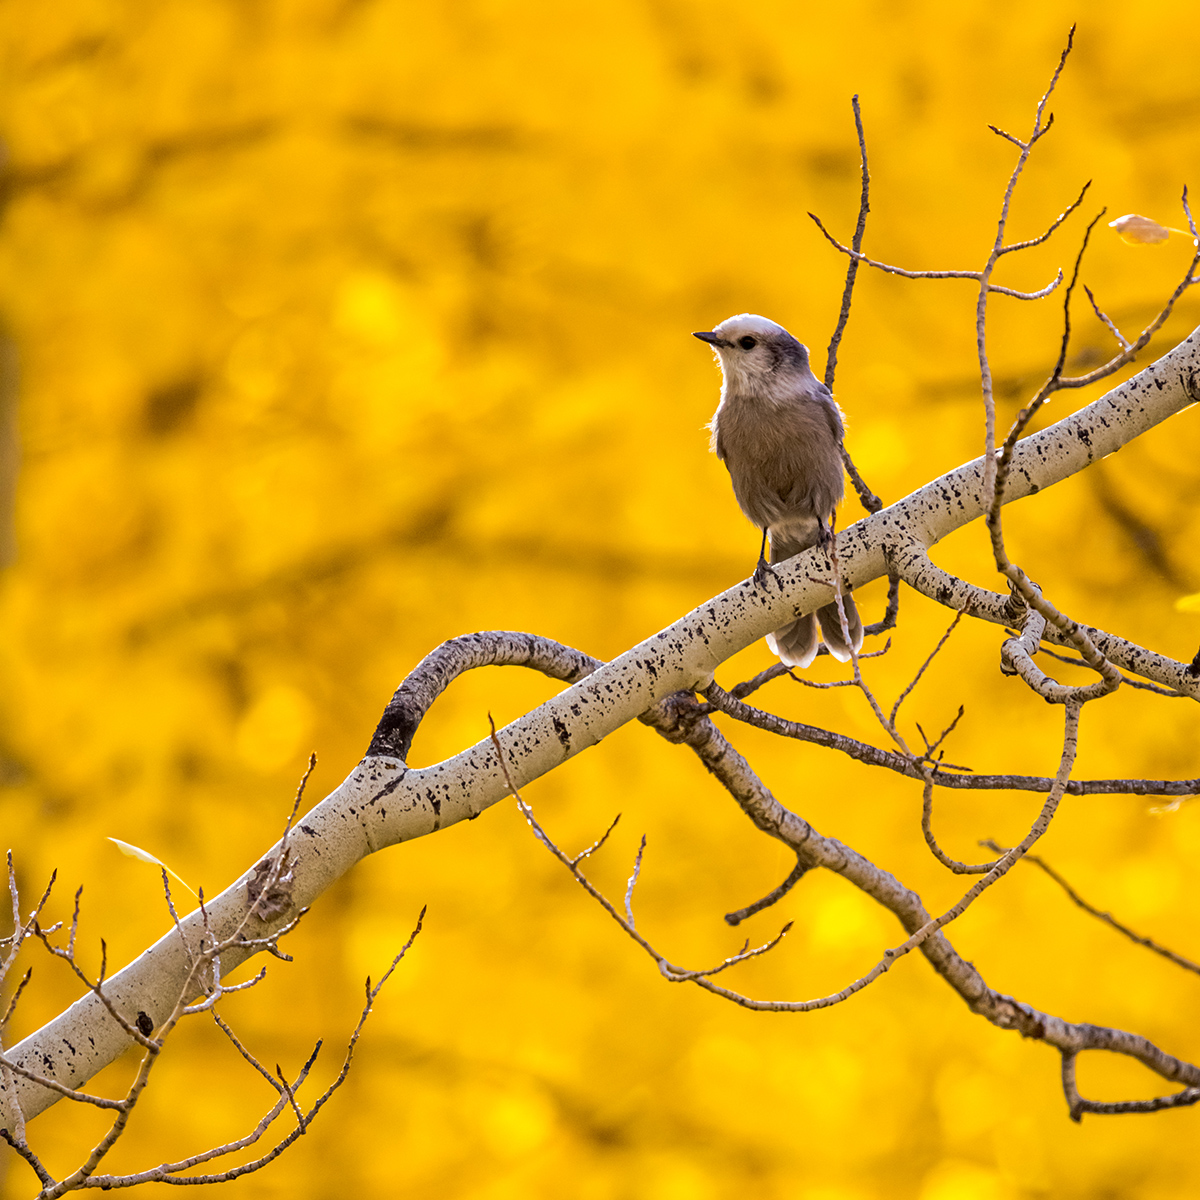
[{"x1": 693, "y1": 314, "x2": 814, "y2": 397}]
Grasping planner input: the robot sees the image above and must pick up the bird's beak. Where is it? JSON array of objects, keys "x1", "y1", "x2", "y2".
[{"x1": 693, "y1": 331, "x2": 722, "y2": 345}]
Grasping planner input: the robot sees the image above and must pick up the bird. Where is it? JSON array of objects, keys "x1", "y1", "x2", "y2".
[{"x1": 694, "y1": 313, "x2": 863, "y2": 668}]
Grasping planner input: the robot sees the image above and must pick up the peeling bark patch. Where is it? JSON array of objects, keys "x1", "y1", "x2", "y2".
[{"x1": 247, "y1": 852, "x2": 296, "y2": 920}]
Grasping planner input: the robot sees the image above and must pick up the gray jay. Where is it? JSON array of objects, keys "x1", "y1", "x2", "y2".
[{"x1": 694, "y1": 313, "x2": 863, "y2": 668}]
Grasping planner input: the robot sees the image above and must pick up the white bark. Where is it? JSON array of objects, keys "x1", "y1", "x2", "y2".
[{"x1": 5, "y1": 326, "x2": 1199, "y2": 1124}]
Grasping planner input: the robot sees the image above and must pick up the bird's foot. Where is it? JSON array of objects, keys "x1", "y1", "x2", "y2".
[{"x1": 753, "y1": 556, "x2": 785, "y2": 592}]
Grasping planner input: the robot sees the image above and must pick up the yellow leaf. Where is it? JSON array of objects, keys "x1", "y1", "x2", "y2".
[
  {"x1": 107, "y1": 838, "x2": 198, "y2": 899},
  {"x1": 1175, "y1": 592, "x2": 1200, "y2": 613},
  {"x1": 1109, "y1": 213, "x2": 1172, "y2": 244}
]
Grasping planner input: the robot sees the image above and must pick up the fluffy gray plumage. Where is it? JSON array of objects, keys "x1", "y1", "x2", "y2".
[{"x1": 695, "y1": 313, "x2": 863, "y2": 667}]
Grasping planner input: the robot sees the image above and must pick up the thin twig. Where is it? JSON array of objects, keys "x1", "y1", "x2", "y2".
[
  {"x1": 1083, "y1": 284, "x2": 1131, "y2": 350},
  {"x1": 821, "y1": 541, "x2": 914, "y2": 760},
  {"x1": 980, "y1": 840, "x2": 1200, "y2": 974},
  {"x1": 988, "y1": 272, "x2": 1064, "y2": 300},
  {"x1": 809, "y1": 214, "x2": 1063, "y2": 299},
  {"x1": 212, "y1": 1009, "x2": 291, "y2": 1094},
  {"x1": 724, "y1": 858, "x2": 810, "y2": 926},
  {"x1": 999, "y1": 180, "x2": 1092, "y2": 254},
  {"x1": 977, "y1": 27, "x2": 1076, "y2": 510},
  {"x1": 570, "y1": 814, "x2": 622, "y2": 868},
  {"x1": 919, "y1": 706, "x2": 966, "y2": 764},
  {"x1": 0, "y1": 1129, "x2": 55, "y2": 1189},
  {"x1": 624, "y1": 838, "x2": 646, "y2": 931},
  {"x1": 662, "y1": 923, "x2": 794, "y2": 982},
  {"x1": 824, "y1": 94, "x2": 870, "y2": 393},
  {"x1": 494, "y1": 722, "x2": 794, "y2": 999},
  {"x1": 0, "y1": 967, "x2": 31, "y2": 1040},
  {"x1": 1061, "y1": 1049, "x2": 1200, "y2": 1121},
  {"x1": 889, "y1": 606, "x2": 969, "y2": 725},
  {"x1": 705, "y1": 680, "x2": 1200, "y2": 797},
  {"x1": 921, "y1": 776, "x2": 1004, "y2": 874}
]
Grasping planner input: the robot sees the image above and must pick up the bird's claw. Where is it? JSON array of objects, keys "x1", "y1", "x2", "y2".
[{"x1": 753, "y1": 557, "x2": 785, "y2": 592}]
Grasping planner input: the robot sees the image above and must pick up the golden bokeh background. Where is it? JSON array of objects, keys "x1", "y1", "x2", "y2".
[{"x1": 2, "y1": 2, "x2": 1200, "y2": 1197}]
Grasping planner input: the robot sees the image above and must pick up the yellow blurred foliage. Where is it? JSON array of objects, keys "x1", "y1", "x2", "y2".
[
  {"x1": 918, "y1": 1160, "x2": 1012, "y2": 1200},
  {"x1": 234, "y1": 683, "x2": 313, "y2": 771},
  {"x1": 2, "y1": 1, "x2": 1200, "y2": 1197}
]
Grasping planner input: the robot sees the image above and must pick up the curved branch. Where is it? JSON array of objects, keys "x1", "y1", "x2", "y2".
[
  {"x1": 1062, "y1": 1051, "x2": 1200, "y2": 1122},
  {"x1": 987, "y1": 271, "x2": 1064, "y2": 300},
  {"x1": 808, "y1": 214, "x2": 983, "y2": 282},
  {"x1": 808, "y1": 215, "x2": 1063, "y2": 299},
  {"x1": 368, "y1": 631, "x2": 601, "y2": 760},
  {"x1": 922, "y1": 775, "x2": 1003, "y2": 873},
  {"x1": 723, "y1": 858, "x2": 810, "y2": 926},
  {"x1": 887, "y1": 538, "x2": 1200, "y2": 699}
]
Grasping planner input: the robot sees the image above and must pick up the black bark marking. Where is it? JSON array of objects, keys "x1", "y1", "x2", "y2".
[{"x1": 368, "y1": 771, "x2": 408, "y2": 805}]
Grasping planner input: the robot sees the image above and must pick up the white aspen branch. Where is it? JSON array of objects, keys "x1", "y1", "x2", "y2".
[
  {"x1": 887, "y1": 539, "x2": 1199, "y2": 697},
  {"x1": 5, "y1": 325, "x2": 1200, "y2": 1125}
]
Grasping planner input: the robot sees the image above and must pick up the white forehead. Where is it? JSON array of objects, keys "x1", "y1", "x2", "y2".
[{"x1": 712, "y1": 313, "x2": 789, "y2": 340}]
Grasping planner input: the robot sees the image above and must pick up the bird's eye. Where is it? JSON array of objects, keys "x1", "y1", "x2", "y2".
[{"x1": 738, "y1": 336, "x2": 757, "y2": 350}]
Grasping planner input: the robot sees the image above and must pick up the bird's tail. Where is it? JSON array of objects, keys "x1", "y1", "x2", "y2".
[
  {"x1": 766, "y1": 527, "x2": 864, "y2": 667},
  {"x1": 765, "y1": 593, "x2": 862, "y2": 668},
  {"x1": 816, "y1": 592, "x2": 863, "y2": 663},
  {"x1": 766, "y1": 613, "x2": 820, "y2": 669}
]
